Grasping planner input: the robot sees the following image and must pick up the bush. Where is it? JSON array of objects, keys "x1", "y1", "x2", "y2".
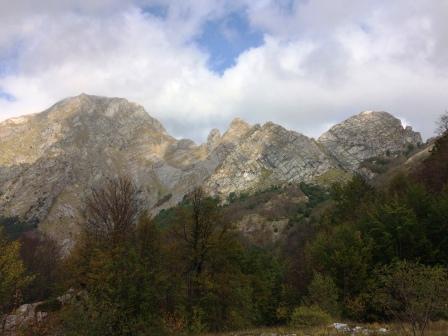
[
  {"x1": 289, "y1": 305, "x2": 332, "y2": 328},
  {"x1": 375, "y1": 261, "x2": 448, "y2": 336}
]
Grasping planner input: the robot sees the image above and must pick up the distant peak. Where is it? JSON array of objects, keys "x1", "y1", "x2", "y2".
[
  {"x1": 207, "y1": 128, "x2": 221, "y2": 141},
  {"x1": 219, "y1": 117, "x2": 251, "y2": 143},
  {"x1": 229, "y1": 117, "x2": 250, "y2": 130},
  {"x1": 356, "y1": 110, "x2": 394, "y2": 119},
  {"x1": 23, "y1": 94, "x2": 168, "y2": 134}
]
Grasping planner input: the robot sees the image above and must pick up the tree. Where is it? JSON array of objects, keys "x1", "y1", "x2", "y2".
[
  {"x1": 415, "y1": 132, "x2": 448, "y2": 193},
  {"x1": 361, "y1": 199, "x2": 431, "y2": 264},
  {"x1": 169, "y1": 188, "x2": 252, "y2": 331},
  {"x1": 376, "y1": 261, "x2": 448, "y2": 336},
  {"x1": 308, "y1": 224, "x2": 372, "y2": 307},
  {"x1": 0, "y1": 228, "x2": 33, "y2": 328},
  {"x1": 330, "y1": 175, "x2": 375, "y2": 220},
  {"x1": 62, "y1": 214, "x2": 165, "y2": 335},
  {"x1": 304, "y1": 272, "x2": 340, "y2": 317},
  {"x1": 84, "y1": 176, "x2": 139, "y2": 244},
  {"x1": 436, "y1": 110, "x2": 448, "y2": 135},
  {"x1": 19, "y1": 232, "x2": 61, "y2": 302},
  {"x1": 62, "y1": 176, "x2": 166, "y2": 335},
  {"x1": 172, "y1": 189, "x2": 226, "y2": 313}
]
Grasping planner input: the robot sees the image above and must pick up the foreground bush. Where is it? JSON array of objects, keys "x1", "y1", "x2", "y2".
[
  {"x1": 289, "y1": 305, "x2": 332, "y2": 328},
  {"x1": 375, "y1": 261, "x2": 448, "y2": 336}
]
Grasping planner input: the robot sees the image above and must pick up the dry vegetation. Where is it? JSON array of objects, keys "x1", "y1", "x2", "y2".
[{"x1": 204, "y1": 321, "x2": 448, "y2": 336}]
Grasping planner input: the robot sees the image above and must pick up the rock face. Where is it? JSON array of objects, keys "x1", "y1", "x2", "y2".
[
  {"x1": 318, "y1": 111, "x2": 422, "y2": 170},
  {"x1": 205, "y1": 122, "x2": 338, "y2": 197},
  {"x1": 0, "y1": 95, "x2": 423, "y2": 244}
]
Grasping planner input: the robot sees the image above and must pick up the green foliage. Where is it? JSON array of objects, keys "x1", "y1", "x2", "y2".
[
  {"x1": 62, "y1": 188, "x2": 287, "y2": 334},
  {"x1": 330, "y1": 174, "x2": 374, "y2": 219},
  {"x1": 361, "y1": 199, "x2": 431, "y2": 263},
  {"x1": 242, "y1": 247, "x2": 285, "y2": 326},
  {"x1": 304, "y1": 273, "x2": 339, "y2": 317},
  {"x1": 227, "y1": 192, "x2": 238, "y2": 204},
  {"x1": 0, "y1": 228, "x2": 33, "y2": 315},
  {"x1": 61, "y1": 215, "x2": 166, "y2": 335},
  {"x1": 308, "y1": 224, "x2": 372, "y2": 303},
  {"x1": 375, "y1": 261, "x2": 448, "y2": 336},
  {"x1": 299, "y1": 182, "x2": 330, "y2": 208},
  {"x1": 0, "y1": 216, "x2": 35, "y2": 240},
  {"x1": 416, "y1": 132, "x2": 448, "y2": 192},
  {"x1": 289, "y1": 305, "x2": 332, "y2": 328},
  {"x1": 28, "y1": 157, "x2": 448, "y2": 333},
  {"x1": 20, "y1": 232, "x2": 62, "y2": 303}
]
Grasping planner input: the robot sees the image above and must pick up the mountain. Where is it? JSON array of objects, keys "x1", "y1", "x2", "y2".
[
  {"x1": 204, "y1": 121, "x2": 338, "y2": 197},
  {"x1": 0, "y1": 94, "x2": 422, "y2": 244},
  {"x1": 318, "y1": 111, "x2": 423, "y2": 170}
]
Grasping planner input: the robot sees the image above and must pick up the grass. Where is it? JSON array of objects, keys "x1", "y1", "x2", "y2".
[{"x1": 203, "y1": 321, "x2": 448, "y2": 336}]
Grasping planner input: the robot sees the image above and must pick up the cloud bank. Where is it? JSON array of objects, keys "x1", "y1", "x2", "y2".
[{"x1": 0, "y1": 0, "x2": 447, "y2": 142}]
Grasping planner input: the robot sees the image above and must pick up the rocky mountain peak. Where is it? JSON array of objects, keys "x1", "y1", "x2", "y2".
[
  {"x1": 222, "y1": 118, "x2": 251, "y2": 142},
  {"x1": 229, "y1": 117, "x2": 250, "y2": 130},
  {"x1": 318, "y1": 111, "x2": 422, "y2": 170},
  {"x1": 42, "y1": 94, "x2": 166, "y2": 133}
]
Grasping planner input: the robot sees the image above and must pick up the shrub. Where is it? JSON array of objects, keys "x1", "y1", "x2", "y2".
[
  {"x1": 375, "y1": 261, "x2": 448, "y2": 336},
  {"x1": 289, "y1": 305, "x2": 332, "y2": 328}
]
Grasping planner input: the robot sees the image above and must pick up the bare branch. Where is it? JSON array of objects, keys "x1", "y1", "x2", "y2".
[{"x1": 84, "y1": 176, "x2": 139, "y2": 244}]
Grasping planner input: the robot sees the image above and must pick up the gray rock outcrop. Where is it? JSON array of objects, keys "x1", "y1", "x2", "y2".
[
  {"x1": 318, "y1": 111, "x2": 422, "y2": 170},
  {"x1": 205, "y1": 122, "x2": 338, "y2": 197}
]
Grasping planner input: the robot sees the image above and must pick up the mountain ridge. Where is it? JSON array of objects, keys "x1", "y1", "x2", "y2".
[{"x1": 0, "y1": 94, "x2": 423, "y2": 245}]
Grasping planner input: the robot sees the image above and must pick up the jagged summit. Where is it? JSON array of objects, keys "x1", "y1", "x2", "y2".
[
  {"x1": 206, "y1": 128, "x2": 222, "y2": 151},
  {"x1": 222, "y1": 117, "x2": 251, "y2": 142},
  {"x1": 228, "y1": 117, "x2": 250, "y2": 129}
]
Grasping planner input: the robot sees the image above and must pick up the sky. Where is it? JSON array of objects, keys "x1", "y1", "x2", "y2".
[{"x1": 0, "y1": 0, "x2": 447, "y2": 142}]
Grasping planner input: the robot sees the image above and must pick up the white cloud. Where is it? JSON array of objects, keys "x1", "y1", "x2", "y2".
[{"x1": 0, "y1": 0, "x2": 447, "y2": 142}]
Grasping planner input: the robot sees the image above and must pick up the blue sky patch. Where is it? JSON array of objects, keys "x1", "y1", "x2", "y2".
[
  {"x1": 142, "y1": 4, "x2": 168, "y2": 19},
  {"x1": 0, "y1": 41, "x2": 22, "y2": 77},
  {"x1": 195, "y1": 11, "x2": 264, "y2": 74},
  {"x1": 277, "y1": 0, "x2": 295, "y2": 13},
  {"x1": 0, "y1": 90, "x2": 16, "y2": 102}
]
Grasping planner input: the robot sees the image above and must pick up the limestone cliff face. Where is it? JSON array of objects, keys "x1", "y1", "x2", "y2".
[
  {"x1": 318, "y1": 111, "x2": 422, "y2": 170},
  {"x1": 0, "y1": 96, "x2": 424, "y2": 244},
  {"x1": 204, "y1": 122, "x2": 338, "y2": 197}
]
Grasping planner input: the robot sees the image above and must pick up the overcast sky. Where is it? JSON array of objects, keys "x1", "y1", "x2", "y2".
[{"x1": 0, "y1": 0, "x2": 447, "y2": 142}]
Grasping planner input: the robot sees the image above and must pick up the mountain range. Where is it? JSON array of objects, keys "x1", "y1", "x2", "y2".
[{"x1": 0, "y1": 94, "x2": 422, "y2": 245}]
